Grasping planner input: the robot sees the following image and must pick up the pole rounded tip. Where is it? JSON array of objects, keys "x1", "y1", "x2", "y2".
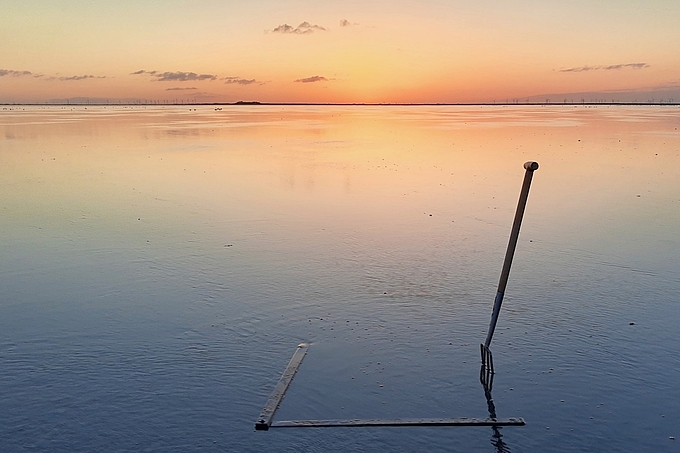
[{"x1": 523, "y1": 161, "x2": 539, "y2": 171}]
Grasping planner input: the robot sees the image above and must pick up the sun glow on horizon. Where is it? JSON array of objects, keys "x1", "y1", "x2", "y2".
[{"x1": 2, "y1": 0, "x2": 680, "y2": 104}]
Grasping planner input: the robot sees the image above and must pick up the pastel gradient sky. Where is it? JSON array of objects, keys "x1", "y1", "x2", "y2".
[{"x1": 2, "y1": 0, "x2": 680, "y2": 103}]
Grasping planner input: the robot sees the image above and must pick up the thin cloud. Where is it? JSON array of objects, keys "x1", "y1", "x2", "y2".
[
  {"x1": 52, "y1": 75, "x2": 106, "y2": 81},
  {"x1": 603, "y1": 63, "x2": 649, "y2": 70},
  {"x1": 166, "y1": 87, "x2": 197, "y2": 91},
  {"x1": 1, "y1": 69, "x2": 95, "y2": 80},
  {"x1": 0, "y1": 69, "x2": 33, "y2": 77},
  {"x1": 272, "y1": 21, "x2": 327, "y2": 34},
  {"x1": 560, "y1": 66, "x2": 598, "y2": 73},
  {"x1": 294, "y1": 75, "x2": 328, "y2": 83},
  {"x1": 132, "y1": 70, "x2": 217, "y2": 82},
  {"x1": 339, "y1": 19, "x2": 358, "y2": 27},
  {"x1": 155, "y1": 72, "x2": 216, "y2": 82},
  {"x1": 224, "y1": 77, "x2": 258, "y2": 85},
  {"x1": 560, "y1": 63, "x2": 650, "y2": 73}
]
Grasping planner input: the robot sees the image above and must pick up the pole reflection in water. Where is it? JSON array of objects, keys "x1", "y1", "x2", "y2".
[{"x1": 480, "y1": 363, "x2": 512, "y2": 453}]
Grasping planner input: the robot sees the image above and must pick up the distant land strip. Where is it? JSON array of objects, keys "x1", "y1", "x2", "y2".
[{"x1": 2, "y1": 101, "x2": 680, "y2": 107}]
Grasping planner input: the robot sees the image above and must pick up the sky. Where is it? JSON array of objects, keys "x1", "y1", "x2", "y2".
[{"x1": 1, "y1": 0, "x2": 680, "y2": 104}]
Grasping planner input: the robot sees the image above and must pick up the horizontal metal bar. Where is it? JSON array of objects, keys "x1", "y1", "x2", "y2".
[
  {"x1": 255, "y1": 343, "x2": 309, "y2": 431},
  {"x1": 271, "y1": 417, "x2": 525, "y2": 428}
]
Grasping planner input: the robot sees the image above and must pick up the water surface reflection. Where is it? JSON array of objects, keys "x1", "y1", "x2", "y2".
[{"x1": 1, "y1": 105, "x2": 679, "y2": 452}]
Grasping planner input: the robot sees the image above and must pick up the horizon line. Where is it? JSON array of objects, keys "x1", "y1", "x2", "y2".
[{"x1": 3, "y1": 101, "x2": 680, "y2": 107}]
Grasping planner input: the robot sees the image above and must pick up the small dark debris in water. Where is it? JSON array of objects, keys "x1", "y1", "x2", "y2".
[
  {"x1": 429, "y1": 214, "x2": 432, "y2": 216},
  {"x1": 383, "y1": 292, "x2": 387, "y2": 294},
  {"x1": 670, "y1": 436, "x2": 675, "y2": 440},
  {"x1": 637, "y1": 195, "x2": 641, "y2": 197},
  {"x1": 224, "y1": 244, "x2": 233, "y2": 247},
  {"x1": 629, "y1": 322, "x2": 635, "y2": 325}
]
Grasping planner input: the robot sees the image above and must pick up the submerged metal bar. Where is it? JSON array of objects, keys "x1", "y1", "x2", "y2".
[
  {"x1": 480, "y1": 343, "x2": 494, "y2": 373},
  {"x1": 271, "y1": 417, "x2": 525, "y2": 428},
  {"x1": 255, "y1": 343, "x2": 309, "y2": 431},
  {"x1": 484, "y1": 161, "x2": 539, "y2": 350}
]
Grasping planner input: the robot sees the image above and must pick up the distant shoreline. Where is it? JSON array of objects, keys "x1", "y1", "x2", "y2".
[{"x1": 2, "y1": 102, "x2": 679, "y2": 107}]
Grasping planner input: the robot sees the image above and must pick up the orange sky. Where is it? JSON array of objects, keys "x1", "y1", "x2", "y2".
[{"x1": 2, "y1": 0, "x2": 680, "y2": 104}]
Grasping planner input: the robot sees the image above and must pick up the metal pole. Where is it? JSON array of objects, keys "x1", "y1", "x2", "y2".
[{"x1": 483, "y1": 161, "x2": 539, "y2": 349}]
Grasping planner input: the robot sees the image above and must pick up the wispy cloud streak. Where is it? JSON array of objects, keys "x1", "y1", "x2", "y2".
[
  {"x1": 224, "y1": 77, "x2": 258, "y2": 85},
  {"x1": 0, "y1": 69, "x2": 33, "y2": 77},
  {"x1": 272, "y1": 22, "x2": 327, "y2": 34},
  {"x1": 560, "y1": 63, "x2": 650, "y2": 73},
  {"x1": 2, "y1": 69, "x2": 103, "y2": 80},
  {"x1": 48, "y1": 75, "x2": 107, "y2": 81},
  {"x1": 294, "y1": 76, "x2": 328, "y2": 83},
  {"x1": 132, "y1": 70, "x2": 217, "y2": 81}
]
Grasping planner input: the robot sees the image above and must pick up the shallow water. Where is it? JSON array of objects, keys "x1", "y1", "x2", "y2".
[{"x1": 1, "y1": 105, "x2": 679, "y2": 452}]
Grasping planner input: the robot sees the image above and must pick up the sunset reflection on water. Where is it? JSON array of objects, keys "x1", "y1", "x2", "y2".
[{"x1": 1, "y1": 105, "x2": 679, "y2": 452}]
